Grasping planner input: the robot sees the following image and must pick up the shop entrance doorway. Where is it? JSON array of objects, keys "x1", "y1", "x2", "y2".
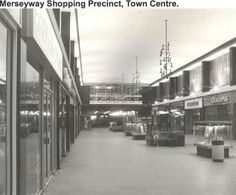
[
  {"x1": 43, "y1": 90, "x2": 53, "y2": 182},
  {"x1": 185, "y1": 109, "x2": 202, "y2": 134}
]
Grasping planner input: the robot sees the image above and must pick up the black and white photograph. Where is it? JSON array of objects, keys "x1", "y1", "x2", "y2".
[{"x1": 1, "y1": 0, "x2": 236, "y2": 194}]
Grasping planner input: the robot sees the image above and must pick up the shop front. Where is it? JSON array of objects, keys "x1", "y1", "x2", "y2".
[
  {"x1": 201, "y1": 92, "x2": 234, "y2": 143},
  {"x1": 190, "y1": 91, "x2": 235, "y2": 144},
  {"x1": 0, "y1": 15, "x2": 14, "y2": 195},
  {"x1": 58, "y1": 86, "x2": 69, "y2": 163},
  {"x1": 184, "y1": 98, "x2": 203, "y2": 134},
  {"x1": 0, "y1": 9, "x2": 82, "y2": 195}
]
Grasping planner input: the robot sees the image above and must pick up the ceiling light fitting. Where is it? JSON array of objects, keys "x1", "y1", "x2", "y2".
[{"x1": 160, "y1": 20, "x2": 173, "y2": 78}]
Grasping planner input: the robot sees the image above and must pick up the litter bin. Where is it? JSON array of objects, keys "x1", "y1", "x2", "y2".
[{"x1": 212, "y1": 140, "x2": 224, "y2": 162}]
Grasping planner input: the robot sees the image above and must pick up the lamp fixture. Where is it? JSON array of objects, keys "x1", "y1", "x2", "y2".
[
  {"x1": 132, "y1": 56, "x2": 140, "y2": 96},
  {"x1": 160, "y1": 20, "x2": 173, "y2": 78}
]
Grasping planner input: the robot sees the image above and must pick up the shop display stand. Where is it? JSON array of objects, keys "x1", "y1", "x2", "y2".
[
  {"x1": 131, "y1": 123, "x2": 146, "y2": 140},
  {"x1": 193, "y1": 121, "x2": 233, "y2": 158},
  {"x1": 193, "y1": 142, "x2": 231, "y2": 158}
]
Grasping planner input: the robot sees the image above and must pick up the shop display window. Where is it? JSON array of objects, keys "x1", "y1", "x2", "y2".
[
  {"x1": 204, "y1": 104, "x2": 231, "y2": 121},
  {"x1": 0, "y1": 20, "x2": 9, "y2": 195},
  {"x1": 193, "y1": 104, "x2": 232, "y2": 144},
  {"x1": 193, "y1": 122, "x2": 233, "y2": 145},
  {"x1": 185, "y1": 109, "x2": 202, "y2": 134},
  {"x1": 156, "y1": 105, "x2": 169, "y2": 131},
  {"x1": 20, "y1": 62, "x2": 40, "y2": 195},
  {"x1": 60, "y1": 92, "x2": 67, "y2": 158},
  {"x1": 169, "y1": 104, "x2": 184, "y2": 132}
]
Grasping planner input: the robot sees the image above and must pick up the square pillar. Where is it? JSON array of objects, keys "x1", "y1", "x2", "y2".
[
  {"x1": 183, "y1": 71, "x2": 190, "y2": 96},
  {"x1": 202, "y1": 61, "x2": 211, "y2": 92}
]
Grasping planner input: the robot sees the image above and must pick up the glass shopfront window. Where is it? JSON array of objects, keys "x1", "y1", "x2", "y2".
[
  {"x1": 59, "y1": 91, "x2": 68, "y2": 159},
  {"x1": 43, "y1": 76, "x2": 54, "y2": 182},
  {"x1": 169, "y1": 103, "x2": 184, "y2": 132},
  {"x1": 204, "y1": 104, "x2": 231, "y2": 121},
  {"x1": 43, "y1": 91, "x2": 53, "y2": 182},
  {"x1": 185, "y1": 109, "x2": 202, "y2": 134},
  {"x1": 157, "y1": 105, "x2": 169, "y2": 131},
  {"x1": 0, "y1": 20, "x2": 9, "y2": 195},
  {"x1": 193, "y1": 104, "x2": 232, "y2": 143},
  {"x1": 20, "y1": 62, "x2": 40, "y2": 195}
]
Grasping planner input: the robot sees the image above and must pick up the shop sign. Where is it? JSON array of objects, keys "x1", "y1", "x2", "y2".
[
  {"x1": 211, "y1": 96, "x2": 229, "y2": 104},
  {"x1": 185, "y1": 98, "x2": 203, "y2": 109},
  {"x1": 204, "y1": 92, "x2": 231, "y2": 106},
  {"x1": 33, "y1": 9, "x2": 63, "y2": 79}
]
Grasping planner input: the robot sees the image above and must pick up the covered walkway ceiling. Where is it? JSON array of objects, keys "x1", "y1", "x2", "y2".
[{"x1": 78, "y1": 9, "x2": 236, "y2": 84}]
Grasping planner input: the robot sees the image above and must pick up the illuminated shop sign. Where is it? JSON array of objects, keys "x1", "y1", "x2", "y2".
[
  {"x1": 204, "y1": 92, "x2": 231, "y2": 106},
  {"x1": 211, "y1": 96, "x2": 229, "y2": 104},
  {"x1": 185, "y1": 98, "x2": 203, "y2": 109}
]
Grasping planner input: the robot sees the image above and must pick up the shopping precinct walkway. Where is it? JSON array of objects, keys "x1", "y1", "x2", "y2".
[{"x1": 45, "y1": 128, "x2": 236, "y2": 195}]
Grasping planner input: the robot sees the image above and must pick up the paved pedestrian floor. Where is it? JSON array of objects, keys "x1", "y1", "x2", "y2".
[{"x1": 44, "y1": 128, "x2": 236, "y2": 195}]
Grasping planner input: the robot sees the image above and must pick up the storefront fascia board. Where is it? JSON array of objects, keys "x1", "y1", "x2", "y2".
[
  {"x1": 204, "y1": 91, "x2": 236, "y2": 106},
  {"x1": 152, "y1": 85, "x2": 236, "y2": 107},
  {"x1": 47, "y1": 9, "x2": 82, "y2": 105},
  {"x1": 22, "y1": 9, "x2": 82, "y2": 105},
  {"x1": 22, "y1": 9, "x2": 63, "y2": 80},
  {"x1": 150, "y1": 37, "x2": 236, "y2": 87}
]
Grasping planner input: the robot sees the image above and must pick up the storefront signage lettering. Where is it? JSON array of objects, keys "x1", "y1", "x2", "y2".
[
  {"x1": 204, "y1": 92, "x2": 233, "y2": 106},
  {"x1": 185, "y1": 98, "x2": 202, "y2": 109},
  {"x1": 211, "y1": 95, "x2": 229, "y2": 104}
]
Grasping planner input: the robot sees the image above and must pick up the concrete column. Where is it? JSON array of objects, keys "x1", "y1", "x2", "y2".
[
  {"x1": 70, "y1": 41, "x2": 75, "y2": 74},
  {"x1": 169, "y1": 77, "x2": 175, "y2": 100},
  {"x1": 230, "y1": 47, "x2": 236, "y2": 86},
  {"x1": 231, "y1": 103, "x2": 236, "y2": 139},
  {"x1": 156, "y1": 85, "x2": 160, "y2": 102},
  {"x1": 53, "y1": 9, "x2": 61, "y2": 30},
  {"x1": 183, "y1": 71, "x2": 190, "y2": 96},
  {"x1": 159, "y1": 82, "x2": 165, "y2": 101},
  {"x1": 202, "y1": 61, "x2": 211, "y2": 92},
  {"x1": 61, "y1": 12, "x2": 71, "y2": 61},
  {"x1": 151, "y1": 86, "x2": 157, "y2": 103},
  {"x1": 176, "y1": 75, "x2": 183, "y2": 96}
]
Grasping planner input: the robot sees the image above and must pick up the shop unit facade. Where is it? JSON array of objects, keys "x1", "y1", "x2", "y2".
[
  {"x1": 151, "y1": 39, "x2": 236, "y2": 141},
  {"x1": 0, "y1": 9, "x2": 82, "y2": 195}
]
